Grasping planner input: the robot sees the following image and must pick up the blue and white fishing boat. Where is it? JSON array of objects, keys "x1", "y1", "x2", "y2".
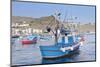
[
  {"x1": 39, "y1": 35, "x2": 52, "y2": 41},
  {"x1": 40, "y1": 12, "x2": 84, "y2": 58}
]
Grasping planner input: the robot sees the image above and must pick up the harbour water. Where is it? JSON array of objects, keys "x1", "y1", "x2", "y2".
[{"x1": 11, "y1": 34, "x2": 96, "y2": 66}]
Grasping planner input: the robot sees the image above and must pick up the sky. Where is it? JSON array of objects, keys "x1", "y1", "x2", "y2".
[{"x1": 12, "y1": 1, "x2": 96, "y2": 23}]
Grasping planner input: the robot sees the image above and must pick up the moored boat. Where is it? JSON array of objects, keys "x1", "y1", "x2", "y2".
[
  {"x1": 21, "y1": 35, "x2": 37, "y2": 45},
  {"x1": 40, "y1": 12, "x2": 85, "y2": 58},
  {"x1": 39, "y1": 35, "x2": 52, "y2": 41},
  {"x1": 12, "y1": 35, "x2": 20, "y2": 38},
  {"x1": 40, "y1": 33, "x2": 84, "y2": 58}
]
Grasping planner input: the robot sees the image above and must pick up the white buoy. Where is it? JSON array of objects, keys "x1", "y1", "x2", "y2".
[
  {"x1": 70, "y1": 47, "x2": 74, "y2": 51},
  {"x1": 60, "y1": 47, "x2": 66, "y2": 52},
  {"x1": 80, "y1": 42, "x2": 83, "y2": 46}
]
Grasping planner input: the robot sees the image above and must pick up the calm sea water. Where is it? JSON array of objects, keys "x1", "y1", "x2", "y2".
[{"x1": 11, "y1": 34, "x2": 96, "y2": 66}]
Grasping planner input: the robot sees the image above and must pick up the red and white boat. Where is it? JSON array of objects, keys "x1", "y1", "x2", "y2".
[{"x1": 21, "y1": 35, "x2": 37, "y2": 45}]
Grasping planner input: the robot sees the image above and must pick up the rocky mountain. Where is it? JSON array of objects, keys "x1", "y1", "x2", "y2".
[{"x1": 12, "y1": 16, "x2": 34, "y2": 23}]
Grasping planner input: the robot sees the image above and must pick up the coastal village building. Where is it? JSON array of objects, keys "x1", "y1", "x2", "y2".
[
  {"x1": 12, "y1": 16, "x2": 95, "y2": 35},
  {"x1": 12, "y1": 22, "x2": 78, "y2": 35},
  {"x1": 12, "y1": 21, "x2": 43, "y2": 35}
]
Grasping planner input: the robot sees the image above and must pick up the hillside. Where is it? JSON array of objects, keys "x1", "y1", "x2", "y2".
[{"x1": 12, "y1": 16, "x2": 95, "y2": 32}]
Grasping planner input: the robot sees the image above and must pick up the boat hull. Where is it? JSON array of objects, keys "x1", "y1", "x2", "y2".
[
  {"x1": 12, "y1": 35, "x2": 19, "y2": 38},
  {"x1": 40, "y1": 43, "x2": 80, "y2": 58},
  {"x1": 40, "y1": 46, "x2": 66, "y2": 58},
  {"x1": 22, "y1": 39, "x2": 37, "y2": 45}
]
